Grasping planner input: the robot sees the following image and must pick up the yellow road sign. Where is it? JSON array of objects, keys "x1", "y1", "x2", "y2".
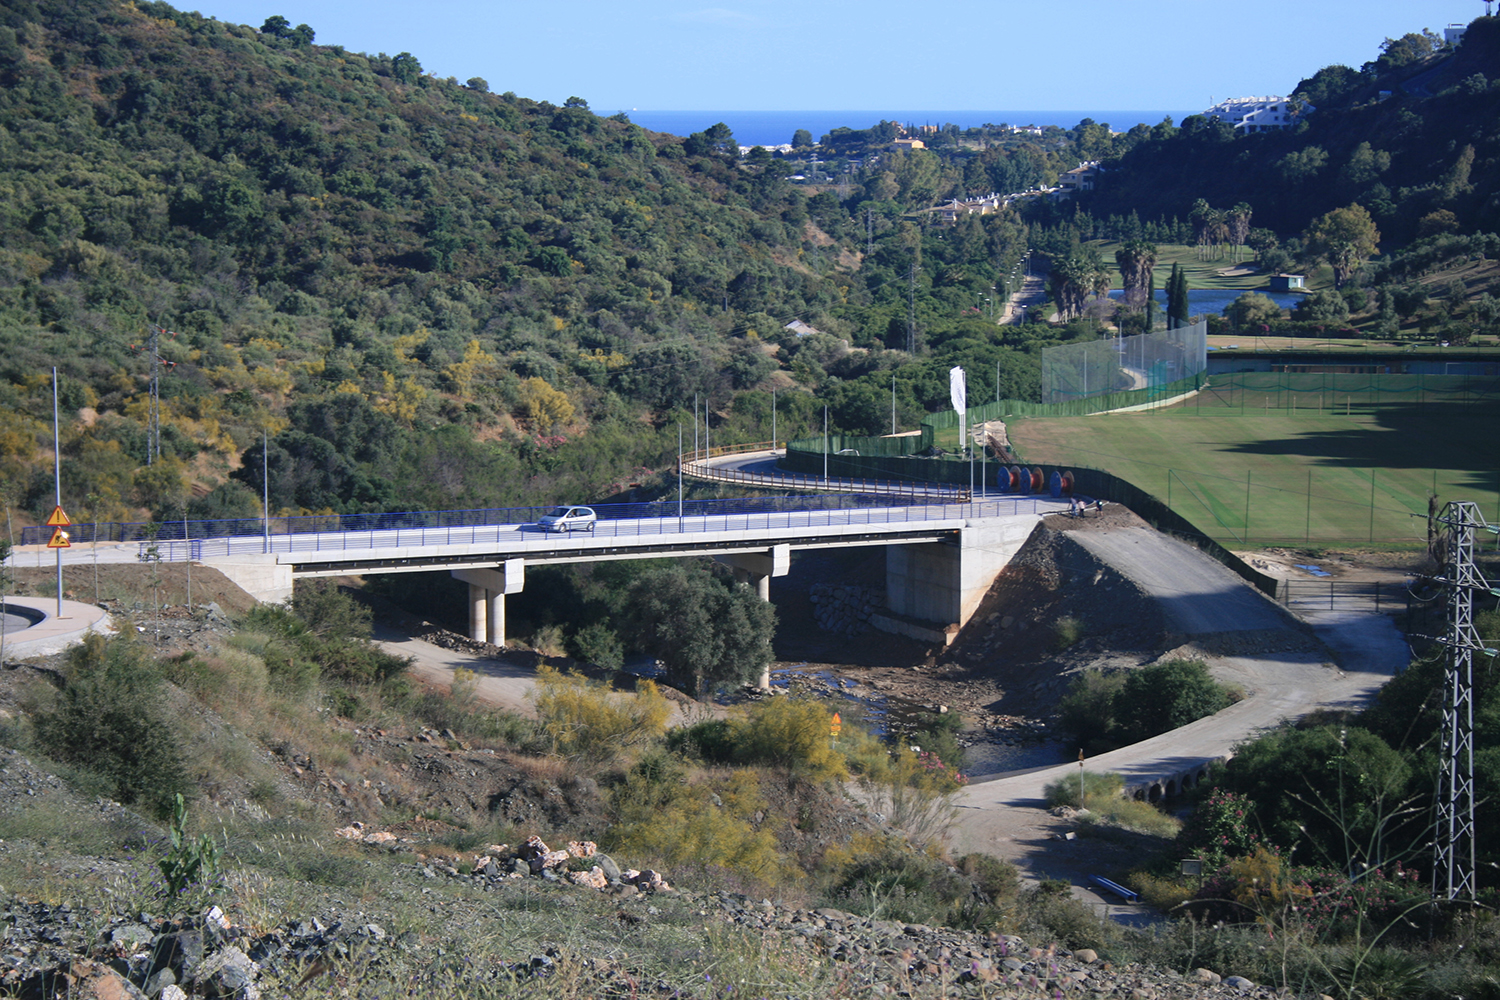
[
  {"x1": 47, "y1": 528, "x2": 71, "y2": 548},
  {"x1": 46, "y1": 505, "x2": 71, "y2": 527}
]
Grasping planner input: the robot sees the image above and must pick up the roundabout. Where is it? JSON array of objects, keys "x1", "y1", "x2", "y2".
[{"x1": 0, "y1": 597, "x2": 114, "y2": 660}]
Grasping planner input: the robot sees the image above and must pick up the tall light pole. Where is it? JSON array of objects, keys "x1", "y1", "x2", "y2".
[
  {"x1": 771, "y1": 388, "x2": 777, "y2": 452},
  {"x1": 823, "y1": 406, "x2": 829, "y2": 483},
  {"x1": 52, "y1": 367, "x2": 63, "y2": 618},
  {"x1": 262, "y1": 430, "x2": 270, "y2": 554},
  {"x1": 891, "y1": 375, "x2": 897, "y2": 435}
]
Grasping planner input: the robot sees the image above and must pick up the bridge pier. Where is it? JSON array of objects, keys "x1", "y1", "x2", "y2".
[
  {"x1": 714, "y1": 545, "x2": 789, "y2": 689},
  {"x1": 468, "y1": 584, "x2": 489, "y2": 644},
  {"x1": 452, "y1": 560, "x2": 525, "y2": 647}
]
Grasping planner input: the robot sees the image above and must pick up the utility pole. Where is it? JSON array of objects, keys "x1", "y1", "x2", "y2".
[{"x1": 907, "y1": 263, "x2": 918, "y2": 354}]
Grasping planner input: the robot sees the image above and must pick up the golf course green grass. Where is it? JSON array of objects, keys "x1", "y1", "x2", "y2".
[{"x1": 1006, "y1": 378, "x2": 1500, "y2": 548}]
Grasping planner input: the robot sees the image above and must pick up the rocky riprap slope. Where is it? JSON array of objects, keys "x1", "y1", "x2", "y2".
[
  {"x1": 0, "y1": 873, "x2": 1298, "y2": 1000},
  {"x1": 809, "y1": 583, "x2": 882, "y2": 636}
]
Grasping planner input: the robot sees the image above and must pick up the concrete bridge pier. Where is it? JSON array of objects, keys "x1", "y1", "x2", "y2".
[
  {"x1": 714, "y1": 544, "x2": 789, "y2": 689},
  {"x1": 452, "y1": 560, "x2": 525, "y2": 646}
]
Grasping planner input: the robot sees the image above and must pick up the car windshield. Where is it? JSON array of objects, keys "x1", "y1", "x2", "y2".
[{"x1": 544, "y1": 507, "x2": 570, "y2": 517}]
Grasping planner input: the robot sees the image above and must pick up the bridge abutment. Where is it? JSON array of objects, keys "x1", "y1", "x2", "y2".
[
  {"x1": 882, "y1": 517, "x2": 1040, "y2": 643},
  {"x1": 208, "y1": 555, "x2": 293, "y2": 604}
]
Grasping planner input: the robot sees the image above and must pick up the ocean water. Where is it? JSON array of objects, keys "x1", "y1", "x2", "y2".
[{"x1": 617, "y1": 110, "x2": 1198, "y2": 148}]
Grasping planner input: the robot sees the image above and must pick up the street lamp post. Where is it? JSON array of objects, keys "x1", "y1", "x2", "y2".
[{"x1": 823, "y1": 406, "x2": 829, "y2": 483}]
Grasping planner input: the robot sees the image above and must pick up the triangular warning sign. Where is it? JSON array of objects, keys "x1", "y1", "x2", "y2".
[
  {"x1": 46, "y1": 505, "x2": 71, "y2": 527},
  {"x1": 47, "y1": 527, "x2": 71, "y2": 548}
]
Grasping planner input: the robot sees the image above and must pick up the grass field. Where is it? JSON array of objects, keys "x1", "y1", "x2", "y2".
[
  {"x1": 1005, "y1": 389, "x2": 1500, "y2": 549},
  {"x1": 1089, "y1": 241, "x2": 1336, "y2": 292}
]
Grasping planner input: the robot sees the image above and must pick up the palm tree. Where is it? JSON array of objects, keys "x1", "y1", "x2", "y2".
[
  {"x1": 1115, "y1": 240, "x2": 1158, "y2": 311},
  {"x1": 1227, "y1": 204, "x2": 1253, "y2": 262}
]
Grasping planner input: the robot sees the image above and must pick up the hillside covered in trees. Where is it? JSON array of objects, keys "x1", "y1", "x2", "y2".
[
  {"x1": 0, "y1": 0, "x2": 1063, "y2": 527},
  {"x1": 3, "y1": 0, "x2": 1500, "y2": 530}
]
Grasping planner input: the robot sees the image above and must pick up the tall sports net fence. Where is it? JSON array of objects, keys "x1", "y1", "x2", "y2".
[
  {"x1": 1180, "y1": 369, "x2": 1500, "y2": 413},
  {"x1": 1041, "y1": 322, "x2": 1207, "y2": 405},
  {"x1": 1073, "y1": 370, "x2": 1500, "y2": 548}
]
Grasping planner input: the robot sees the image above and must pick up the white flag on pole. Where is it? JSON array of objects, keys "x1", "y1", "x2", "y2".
[{"x1": 949, "y1": 366, "x2": 967, "y2": 457}]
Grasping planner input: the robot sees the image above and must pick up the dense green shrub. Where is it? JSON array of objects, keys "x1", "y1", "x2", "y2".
[
  {"x1": 1116, "y1": 659, "x2": 1232, "y2": 740},
  {"x1": 32, "y1": 634, "x2": 190, "y2": 818},
  {"x1": 624, "y1": 563, "x2": 777, "y2": 695},
  {"x1": 240, "y1": 588, "x2": 409, "y2": 687},
  {"x1": 1217, "y1": 722, "x2": 1414, "y2": 871},
  {"x1": 1059, "y1": 660, "x2": 1233, "y2": 753},
  {"x1": 665, "y1": 718, "x2": 737, "y2": 763},
  {"x1": 1057, "y1": 670, "x2": 1126, "y2": 754},
  {"x1": 820, "y1": 834, "x2": 972, "y2": 925}
]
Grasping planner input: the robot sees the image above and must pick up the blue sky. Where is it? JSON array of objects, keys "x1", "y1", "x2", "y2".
[{"x1": 184, "y1": 0, "x2": 1474, "y2": 112}]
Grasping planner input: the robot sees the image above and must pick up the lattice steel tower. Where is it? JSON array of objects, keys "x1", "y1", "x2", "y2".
[{"x1": 1432, "y1": 500, "x2": 1497, "y2": 902}]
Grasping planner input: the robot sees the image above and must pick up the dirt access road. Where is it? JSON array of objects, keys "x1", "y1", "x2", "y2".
[{"x1": 943, "y1": 521, "x2": 1406, "y2": 915}]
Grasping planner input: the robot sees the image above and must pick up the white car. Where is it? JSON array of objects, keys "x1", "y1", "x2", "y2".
[{"x1": 537, "y1": 505, "x2": 596, "y2": 533}]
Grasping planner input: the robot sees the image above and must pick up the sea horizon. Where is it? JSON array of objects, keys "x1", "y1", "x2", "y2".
[{"x1": 616, "y1": 109, "x2": 1200, "y2": 148}]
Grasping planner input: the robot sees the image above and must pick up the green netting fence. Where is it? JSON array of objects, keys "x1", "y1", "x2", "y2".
[
  {"x1": 784, "y1": 369, "x2": 1209, "y2": 478},
  {"x1": 1040, "y1": 322, "x2": 1208, "y2": 405}
]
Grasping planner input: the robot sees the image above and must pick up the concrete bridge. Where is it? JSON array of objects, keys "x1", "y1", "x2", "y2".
[{"x1": 132, "y1": 496, "x2": 1062, "y2": 649}]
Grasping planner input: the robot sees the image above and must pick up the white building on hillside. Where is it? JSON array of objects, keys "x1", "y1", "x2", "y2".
[{"x1": 1201, "y1": 96, "x2": 1308, "y2": 133}]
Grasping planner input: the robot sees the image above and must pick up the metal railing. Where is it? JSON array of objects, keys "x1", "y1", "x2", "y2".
[
  {"x1": 134, "y1": 496, "x2": 1063, "y2": 563},
  {"x1": 1280, "y1": 579, "x2": 1406, "y2": 614},
  {"x1": 682, "y1": 443, "x2": 973, "y2": 500}
]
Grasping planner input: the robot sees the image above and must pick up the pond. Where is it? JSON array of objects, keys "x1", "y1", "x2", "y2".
[{"x1": 1107, "y1": 288, "x2": 1307, "y2": 316}]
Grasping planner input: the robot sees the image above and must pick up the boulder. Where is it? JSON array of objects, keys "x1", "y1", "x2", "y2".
[
  {"x1": 65, "y1": 959, "x2": 146, "y2": 1000},
  {"x1": 193, "y1": 946, "x2": 258, "y2": 999},
  {"x1": 567, "y1": 867, "x2": 608, "y2": 889},
  {"x1": 594, "y1": 853, "x2": 622, "y2": 882}
]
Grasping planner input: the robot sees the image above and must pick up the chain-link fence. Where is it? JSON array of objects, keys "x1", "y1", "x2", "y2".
[{"x1": 1041, "y1": 322, "x2": 1207, "y2": 405}]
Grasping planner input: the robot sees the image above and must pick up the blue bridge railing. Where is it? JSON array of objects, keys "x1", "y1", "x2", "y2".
[{"x1": 20, "y1": 493, "x2": 1019, "y2": 548}]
